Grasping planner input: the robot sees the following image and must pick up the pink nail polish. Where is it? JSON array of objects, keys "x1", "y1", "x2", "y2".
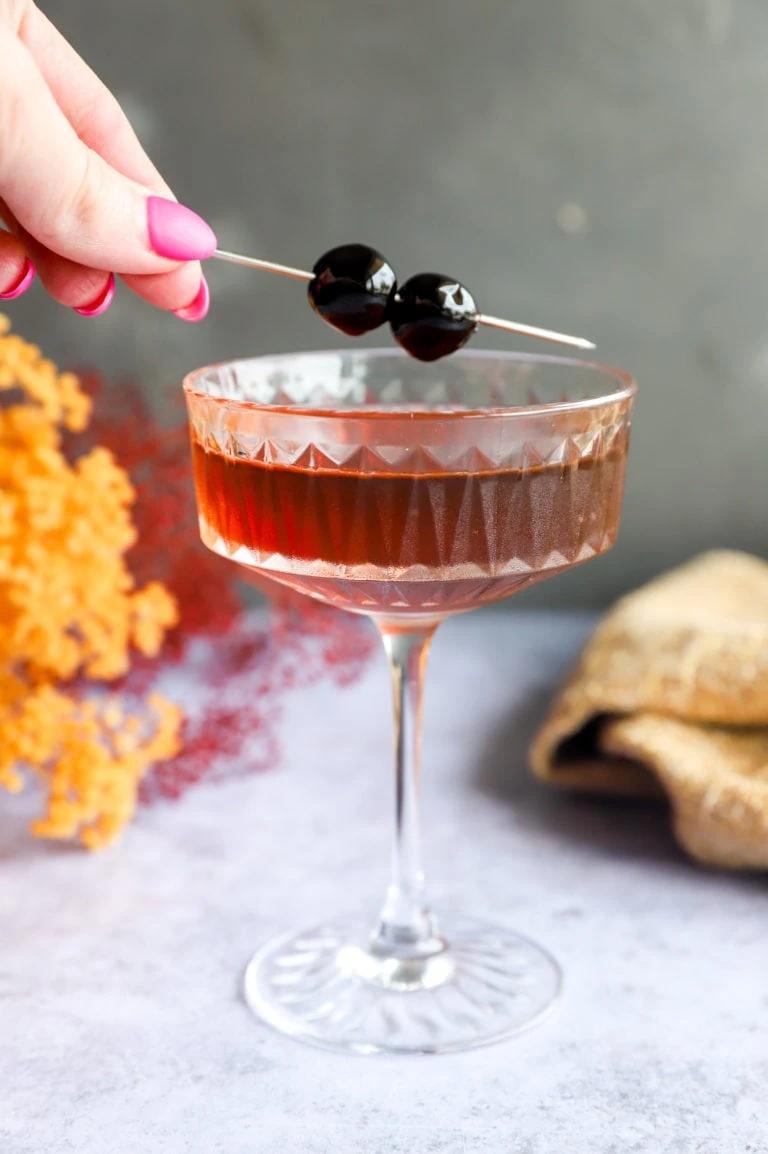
[
  {"x1": 173, "y1": 276, "x2": 210, "y2": 323},
  {"x1": 73, "y1": 274, "x2": 116, "y2": 317},
  {"x1": 0, "y1": 258, "x2": 35, "y2": 300},
  {"x1": 147, "y1": 197, "x2": 217, "y2": 262}
]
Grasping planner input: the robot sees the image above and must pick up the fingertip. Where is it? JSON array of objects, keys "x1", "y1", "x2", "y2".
[
  {"x1": 0, "y1": 257, "x2": 35, "y2": 300},
  {"x1": 73, "y1": 273, "x2": 115, "y2": 317},
  {"x1": 120, "y1": 260, "x2": 207, "y2": 313},
  {"x1": 172, "y1": 276, "x2": 210, "y2": 323},
  {"x1": 147, "y1": 198, "x2": 217, "y2": 262}
]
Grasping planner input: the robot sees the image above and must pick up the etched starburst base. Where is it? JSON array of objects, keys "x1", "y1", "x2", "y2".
[{"x1": 243, "y1": 913, "x2": 561, "y2": 1054}]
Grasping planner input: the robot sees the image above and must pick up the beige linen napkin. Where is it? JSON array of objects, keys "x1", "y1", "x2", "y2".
[{"x1": 530, "y1": 551, "x2": 768, "y2": 869}]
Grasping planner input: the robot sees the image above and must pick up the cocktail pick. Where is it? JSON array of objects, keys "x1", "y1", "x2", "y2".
[{"x1": 211, "y1": 248, "x2": 595, "y2": 353}]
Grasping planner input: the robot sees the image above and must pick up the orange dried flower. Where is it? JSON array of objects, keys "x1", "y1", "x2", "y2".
[{"x1": 0, "y1": 314, "x2": 181, "y2": 848}]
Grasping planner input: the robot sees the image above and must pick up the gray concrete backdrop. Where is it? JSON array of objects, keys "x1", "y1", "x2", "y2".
[{"x1": 8, "y1": 0, "x2": 768, "y2": 606}]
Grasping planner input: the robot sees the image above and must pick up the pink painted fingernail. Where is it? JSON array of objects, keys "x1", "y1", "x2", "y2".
[
  {"x1": 0, "y1": 257, "x2": 35, "y2": 300},
  {"x1": 173, "y1": 276, "x2": 210, "y2": 323},
  {"x1": 73, "y1": 273, "x2": 116, "y2": 317},
  {"x1": 147, "y1": 197, "x2": 217, "y2": 261}
]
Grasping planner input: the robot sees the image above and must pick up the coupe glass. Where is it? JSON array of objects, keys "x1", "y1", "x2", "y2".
[{"x1": 183, "y1": 349, "x2": 635, "y2": 1054}]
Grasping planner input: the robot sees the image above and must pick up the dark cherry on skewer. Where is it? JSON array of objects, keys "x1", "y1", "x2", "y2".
[
  {"x1": 307, "y1": 244, "x2": 397, "y2": 337},
  {"x1": 389, "y1": 273, "x2": 479, "y2": 362}
]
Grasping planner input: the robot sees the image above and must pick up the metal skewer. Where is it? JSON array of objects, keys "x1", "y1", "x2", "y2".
[
  {"x1": 211, "y1": 249, "x2": 596, "y2": 351},
  {"x1": 214, "y1": 250, "x2": 312, "y2": 282},
  {"x1": 476, "y1": 314, "x2": 595, "y2": 351}
]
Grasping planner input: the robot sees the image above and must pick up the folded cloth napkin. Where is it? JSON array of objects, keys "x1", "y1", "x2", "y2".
[{"x1": 530, "y1": 551, "x2": 768, "y2": 870}]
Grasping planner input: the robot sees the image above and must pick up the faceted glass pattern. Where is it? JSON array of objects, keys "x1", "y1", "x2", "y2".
[{"x1": 185, "y1": 350, "x2": 633, "y2": 623}]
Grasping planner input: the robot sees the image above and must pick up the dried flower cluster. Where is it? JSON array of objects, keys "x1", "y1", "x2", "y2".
[
  {"x1": 0, "y1": 314, "x2": 181, "y2": 848},
  {"x1": 75, "y1": 369, "x2": 377, "y2": 808}
]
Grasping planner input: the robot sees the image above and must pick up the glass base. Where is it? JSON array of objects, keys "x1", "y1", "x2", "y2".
[{"x1": 243, "y1": 912, "x2": 561, "y2": 1055}]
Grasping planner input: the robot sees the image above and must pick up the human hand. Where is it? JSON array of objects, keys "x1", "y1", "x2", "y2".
[{"x1": 0, "y1": 0, "x2": 216, "y2": 319}]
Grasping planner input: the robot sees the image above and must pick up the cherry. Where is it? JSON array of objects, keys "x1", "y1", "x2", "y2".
[
  {"x1": 307, "y1": 244, "x2": 397, "y2": 337},
  {"x1": 388, "y1": 273, "x2": 479, "y2": 362}
]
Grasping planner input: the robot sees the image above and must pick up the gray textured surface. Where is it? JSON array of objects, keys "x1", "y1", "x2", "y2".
[
  {"x1": 1, "y1": 611, "x2": 766, "y2": 1153},
  {"x1": 7, "y1": 0, "x2": 768, "y2": 604}
]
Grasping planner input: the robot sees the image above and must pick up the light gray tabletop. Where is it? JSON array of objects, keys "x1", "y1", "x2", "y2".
[{"x1": 1, "y1": 611, "x2": 766, "y2": 1154}]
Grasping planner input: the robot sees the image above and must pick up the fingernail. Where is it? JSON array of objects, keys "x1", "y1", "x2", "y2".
[
  {"x1": 0, "y1": 257, "x2": 35, "y2": 300},
  {"x1": 73, "y1": 274, "x2": 116, "y2": 317},
  {"x1": 173, "y1": 276, "x2": 210, "y2": 323},
  {"x1": 147, "y1": 197, "x2": 217, "y2": 261}
]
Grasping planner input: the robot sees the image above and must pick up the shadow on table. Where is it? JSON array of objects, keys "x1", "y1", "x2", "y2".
[{"x1": 471, "y1": 680, "x2": 690, "y2": 872}]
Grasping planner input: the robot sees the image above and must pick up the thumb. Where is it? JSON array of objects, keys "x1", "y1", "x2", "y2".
[{"x1": 0, "y1": 24, "x2": 215, "y2": 274}]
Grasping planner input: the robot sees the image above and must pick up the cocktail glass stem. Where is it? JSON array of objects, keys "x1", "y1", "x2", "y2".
[{"x1": 371, "y1": 627, "x2": 442, "y2": 962}]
